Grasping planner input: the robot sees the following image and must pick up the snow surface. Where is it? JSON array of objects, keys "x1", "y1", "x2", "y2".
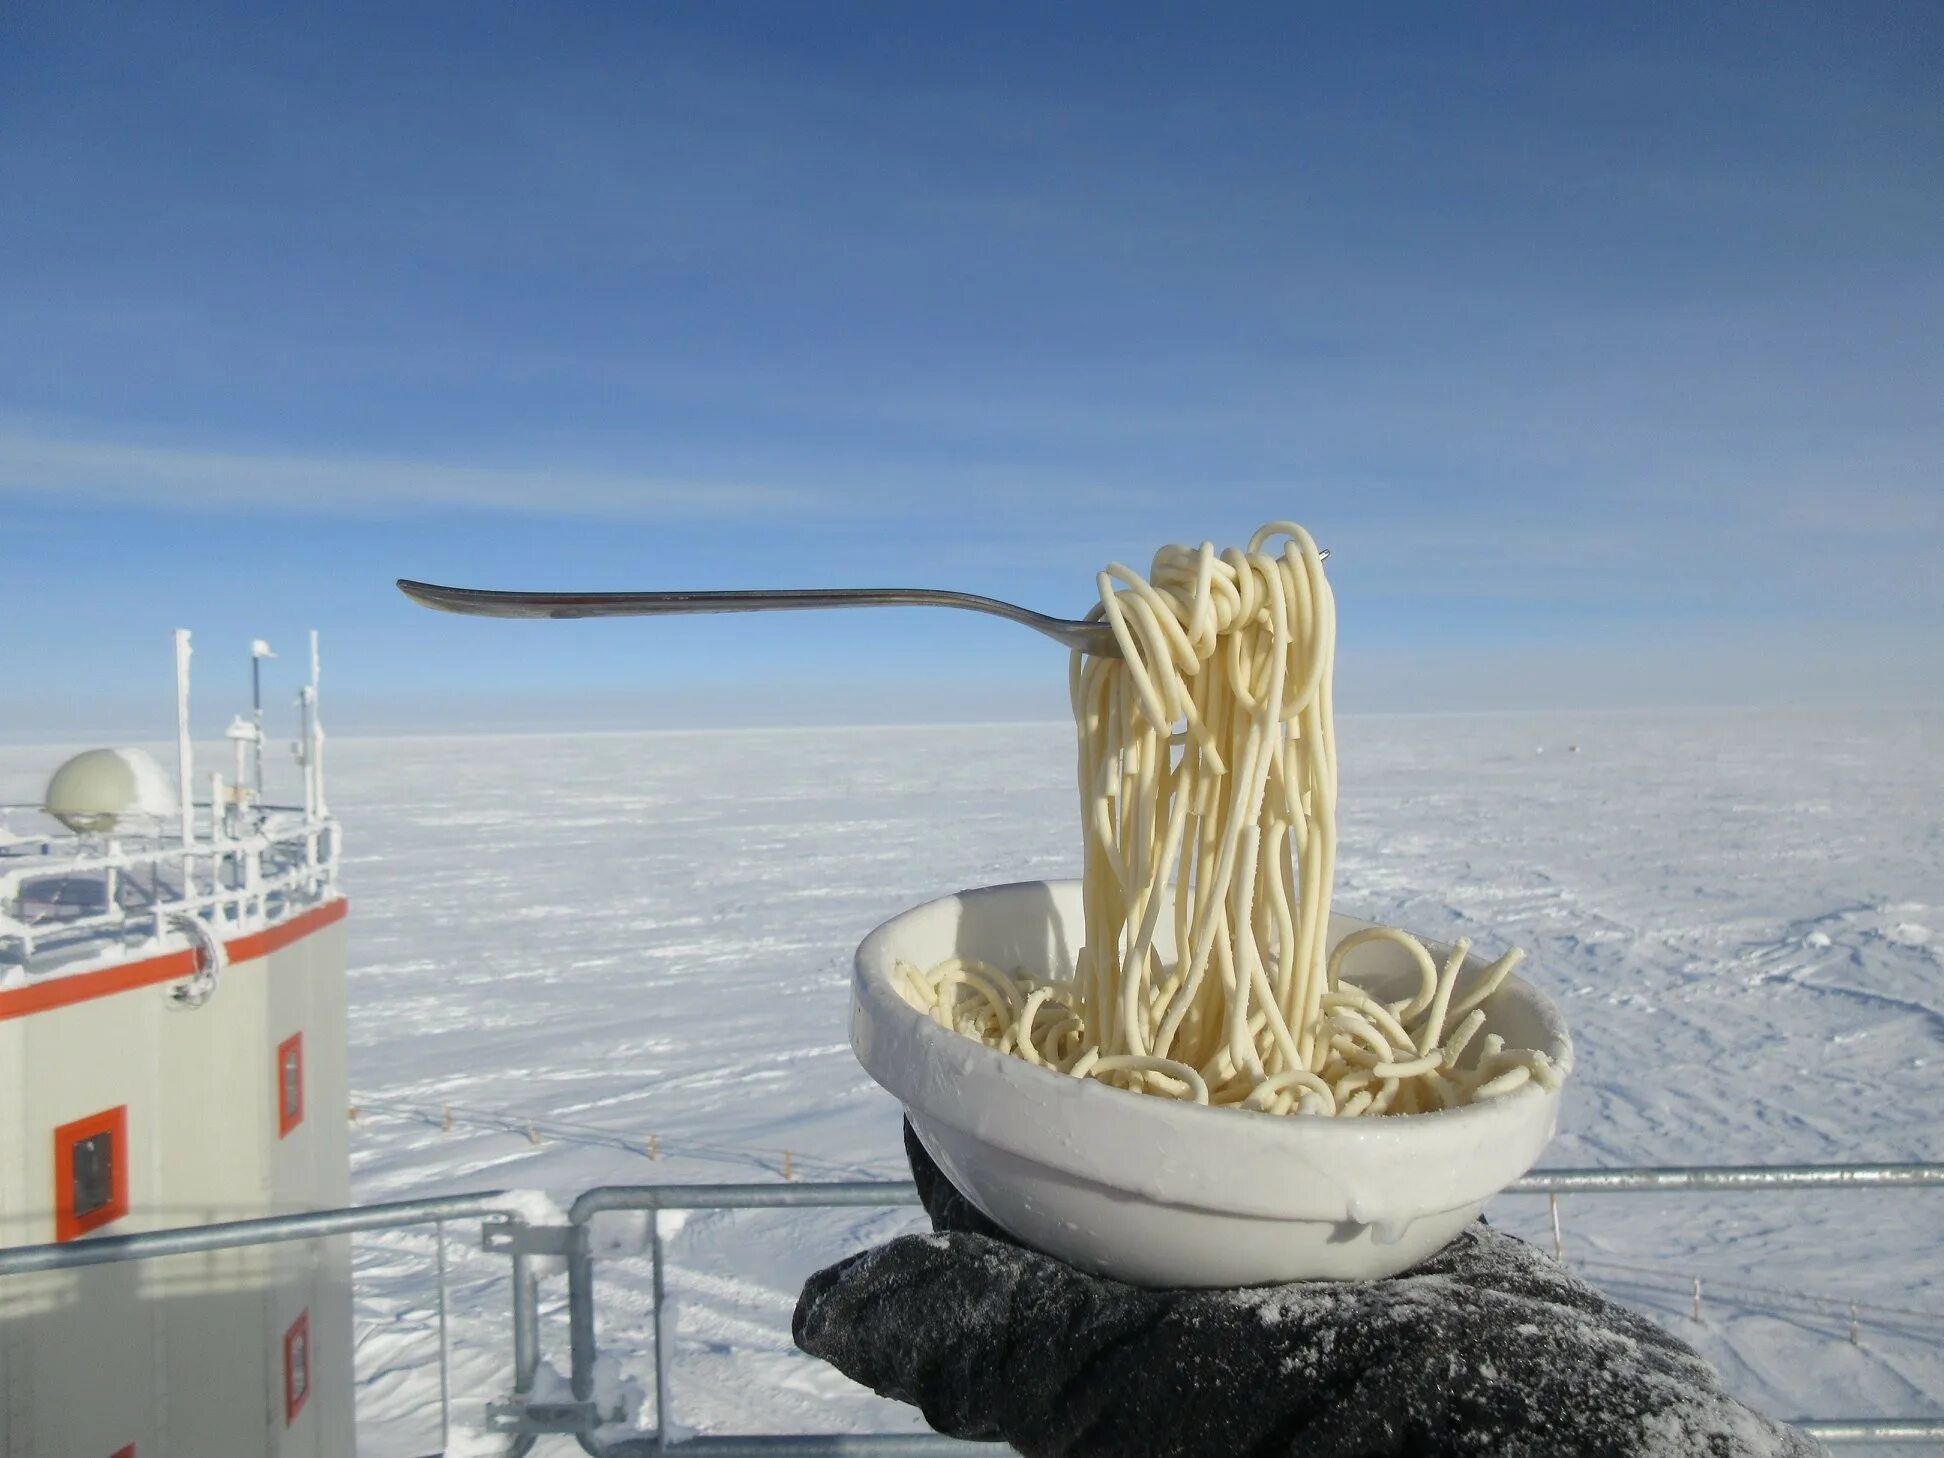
[{"x1": 4, "y1": 709, "x2": 1940, "y2": 1455}]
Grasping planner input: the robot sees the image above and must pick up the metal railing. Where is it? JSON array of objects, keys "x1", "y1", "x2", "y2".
[
  {"x1": 2, "y1": 1164, "x2": 1941, "y2": 1455},
  {"x1": 1, "y1": 627, "x2": 338, "y2": 971},
  {"x1": 0, "y1": 1191, "x2": 514, "y2": 1458},
  {"x1": 0, "y1": 1190, "x2": 512, "y2": 1276},
  {"x1": 0, "y1": 800, "x2": 338, "y2": 968}
]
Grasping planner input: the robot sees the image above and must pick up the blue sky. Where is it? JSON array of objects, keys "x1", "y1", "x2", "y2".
[{"x1": 2, "y1": 3, "x2": 1938, "y2": 737}]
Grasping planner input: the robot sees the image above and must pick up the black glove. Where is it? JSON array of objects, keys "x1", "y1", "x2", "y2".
[{"x1": 795, "y1": 1122, "x2": 1822, "y2": 1458}]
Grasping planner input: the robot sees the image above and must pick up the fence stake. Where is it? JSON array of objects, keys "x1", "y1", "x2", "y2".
[
  {"x1": 442, "y1": 1105, "x2": 453, "y2": 1133},
  {"x1": 782, "y1": 1151, "x2": 794, "y2": 1182},
  {"x1": 527, "y1": 1120, "x2": 541, "y2": 1147},
  {"x1": 1849, "y1": 1301, "x2": 1861, "y2": 1345},
  {"x1": 1692, "y1": 1277, "x2": 1702, "y2": 1322},
  {"x1": 647, "y1": 1134, "x2": 659, "y2": 1161},
  {"x1": 1549, "y1": 1193, "x2": 1564, "y2": 1262}
]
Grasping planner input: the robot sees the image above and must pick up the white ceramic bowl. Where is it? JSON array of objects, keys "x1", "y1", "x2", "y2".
[{"x1": 853, "y1": 879, "x2": 1573, "y2": 1287}]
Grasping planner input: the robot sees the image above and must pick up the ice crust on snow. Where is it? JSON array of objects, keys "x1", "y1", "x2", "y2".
[
  {"x1": 492, "y1": 1188, "x2": 570, "y2": 1274},
  {"x1": 493, "y1": 1188, "x2": 566, "y2": 1228},
  {"x1": 111, "y1": 746, "x2": 179, "y2": 817}
]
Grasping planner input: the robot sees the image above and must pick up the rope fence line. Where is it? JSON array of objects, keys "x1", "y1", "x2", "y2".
[
  {"x1": 348, "y1": 1095, "x2": 891, "y2": 1185},
  {"x1": 1533, "y1": 1184, "x2": 1944, "y2": 1347},
  {"x1": 1563, "y1": 1255, "x2": 1944, "y2": 1343}
]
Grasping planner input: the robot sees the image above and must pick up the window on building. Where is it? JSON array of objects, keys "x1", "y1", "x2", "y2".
[
  {"x1": 53, "y1": 1106, "x2": 128, "y2": 1242},
  {"x1": 284, "y1": 1311, "x2": 311, "y2": 1424},
  {"x1": 277, "y1": 1033, "x2": 304, "y2": 1137}
]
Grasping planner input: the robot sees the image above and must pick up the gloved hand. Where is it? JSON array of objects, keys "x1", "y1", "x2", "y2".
[{"x1": 795, "y1": 1122, "x2": 1822, "y2": 1458}]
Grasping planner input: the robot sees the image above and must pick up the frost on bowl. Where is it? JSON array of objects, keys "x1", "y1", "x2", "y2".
[{"x1": 852, "y1": 879, "x2": 1574, "y2": 1288}]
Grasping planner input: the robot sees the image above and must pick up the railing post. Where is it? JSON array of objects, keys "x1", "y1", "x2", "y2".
[
  {"x1": 568, "y1": 1222, "x2": 597, "y2": 1405},
  {"x1": 207, "y1": 771, "x2": 223, "y2": 912},
  {"x1": 650, "y1": 1204, "x2": 670, "y2": 1446},
  {"x1": 435, "y1": 1219, "x2": 452, "y2": 1455},
  {"x1": 510, "y1": 1232, "x2": 540, "y2": 1398},
  {"x1": 481, "y1": 1217, "x2": 592, "y2": 1448}
]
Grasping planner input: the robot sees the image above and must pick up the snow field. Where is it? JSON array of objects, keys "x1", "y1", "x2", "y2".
[{"x1": 3, "y1": 709, "x2": 1938, "y2": 1453}]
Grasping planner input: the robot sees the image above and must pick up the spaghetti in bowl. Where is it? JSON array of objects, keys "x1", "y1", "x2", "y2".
[{"x1": 853, "y1": 879, "x2": 1573, "y2": 1287}]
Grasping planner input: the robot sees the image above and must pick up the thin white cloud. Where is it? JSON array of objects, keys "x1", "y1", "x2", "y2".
[
  {"x1": 0, "y1": 423, "x2": 1174, "y2": 525},
  {"x1": 0, "y1": 426, "x2": 823, "y2": 520}
]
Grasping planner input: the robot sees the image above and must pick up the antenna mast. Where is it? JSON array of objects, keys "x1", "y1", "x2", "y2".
[
  {"x1": 174, "y1": 629, "x2": 193, "y2": 850},
  {"x1": 250, "y1": 639, "x2": 276, "y2": 809}
]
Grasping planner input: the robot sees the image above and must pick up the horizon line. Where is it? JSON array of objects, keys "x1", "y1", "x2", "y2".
[{"x1": 1, "y1": 700, "x2": 1940, "y2": 754}]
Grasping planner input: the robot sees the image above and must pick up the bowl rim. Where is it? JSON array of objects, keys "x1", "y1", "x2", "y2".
[{"x1": 854, "y1": 878, "x2": 1575, "y2": 1145}]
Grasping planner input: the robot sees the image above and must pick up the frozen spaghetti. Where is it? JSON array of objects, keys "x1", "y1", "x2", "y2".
[{"x1": 894, "y1": 522, "x2": 1558, "y2": 1117}]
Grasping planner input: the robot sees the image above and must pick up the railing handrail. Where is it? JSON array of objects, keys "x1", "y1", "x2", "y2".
[
  {"x1": 6, "y1": 1160, "x2": 1940, "y2": 1278},
  {"x1": 0, "y1": 1190, "x2": 511, "y2": 1276},
  {"x1": 0, "y1": 809, "x2": 332, "y2": 884},
  {"x1": 1516, "y1": 1163, "x2": 1944, "y2": 1193},
  {"x1": 0, "y1": 799, "x2": 309, "y2": 818},
  {"x1": 563, "y1": 1162, "x2": 1944, "y2": 1223}
]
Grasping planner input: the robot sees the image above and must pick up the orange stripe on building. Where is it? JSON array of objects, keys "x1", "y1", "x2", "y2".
[{"x1": 0, "y1": 898, "x2": 347, "y2": 1022}]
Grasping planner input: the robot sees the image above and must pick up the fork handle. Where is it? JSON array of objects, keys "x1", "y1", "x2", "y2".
[{"x1": 395, "y1": 580, "x2": 1116, "y2": 653}]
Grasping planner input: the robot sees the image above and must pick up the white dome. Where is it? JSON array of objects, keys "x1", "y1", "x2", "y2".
[{"x1": 43, "y1": 748, "x2": 177, "y2": 833}]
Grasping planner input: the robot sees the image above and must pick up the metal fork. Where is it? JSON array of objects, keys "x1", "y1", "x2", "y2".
[{"x1": 396, "y1": 550, "x2": 1326, "y2": 659}]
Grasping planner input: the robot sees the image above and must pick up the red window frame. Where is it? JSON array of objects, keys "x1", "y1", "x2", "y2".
[
  {"x1": 53, "y1": 1105, "x2": 129, "y2": 1242},
  {"x1": 277, "y1": 1032, "x2": 304, "y2": 1137},
  {"x1": 111, "y1": 1447, "x2": 136, "y2": 1458},
  {"x1": 284, "y1": 1310, "x2": 311, "y2": 1424}
]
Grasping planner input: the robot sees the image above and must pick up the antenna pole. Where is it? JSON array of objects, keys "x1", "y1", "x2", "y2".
[
  {"x1": 298, "y1": 682, "x2": 313, "y2": 820},
  {"x1": 251, "y1": 651, "x2": 265, "y2": 807},
  {"x1": 249, "y1": 638, "x2": 276, "y2": 812},
  {"x1": 174, "y1": 629, "x2": 194, "y2": 850},
  {"x1": 309, "y1": 630, "x2": 326, "y2": 818}
]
